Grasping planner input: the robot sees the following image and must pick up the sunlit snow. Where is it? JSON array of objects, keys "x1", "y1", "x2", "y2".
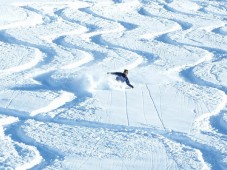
[{"x1": 0, "y1": 0, "x2": 226, "y2": 169}]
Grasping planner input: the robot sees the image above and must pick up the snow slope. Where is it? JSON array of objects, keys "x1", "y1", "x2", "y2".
[{"x1": 0, "y1": 0, "x2": 226, "y2": 169}]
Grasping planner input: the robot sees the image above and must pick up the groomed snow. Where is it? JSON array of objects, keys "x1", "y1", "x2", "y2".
[{"x1": 0, "y1": 0, "x2": 226, "y2": 169}]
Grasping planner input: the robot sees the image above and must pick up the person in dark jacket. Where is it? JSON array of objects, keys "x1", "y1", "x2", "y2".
[{"x1": 107, "y1": 69, "x2": 134, "y2": 88}]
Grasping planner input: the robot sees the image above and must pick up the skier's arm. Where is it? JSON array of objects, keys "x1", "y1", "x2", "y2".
[
  {"x1": 108, "y1": 72, "x2": 123, "y2": 76},
  {"x1": 125, "y1": 77, "x2": 134, "y2": 88}
]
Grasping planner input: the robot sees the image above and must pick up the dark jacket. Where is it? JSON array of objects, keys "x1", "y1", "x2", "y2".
[{"x1": 110, "y1": 72, "x2": 134, "y2": 88}]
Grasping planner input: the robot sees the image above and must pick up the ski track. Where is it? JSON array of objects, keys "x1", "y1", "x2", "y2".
[{"x1": 0, "y1": 0, "x2": 226, "y2": 169}]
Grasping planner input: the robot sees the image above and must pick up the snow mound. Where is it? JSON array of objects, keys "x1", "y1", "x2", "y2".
[{"x1": 0, "y1": 43, "x2": 43, "y2": 74}]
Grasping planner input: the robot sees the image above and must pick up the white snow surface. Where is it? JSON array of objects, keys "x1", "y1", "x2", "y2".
[{"x1": 0, "y1": 0, "x2": 226, "y2": 169}]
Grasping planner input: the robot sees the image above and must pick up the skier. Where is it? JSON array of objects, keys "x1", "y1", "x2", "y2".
[{"x1": 107, "y1": 69, "x2": 134, "y2": 88}]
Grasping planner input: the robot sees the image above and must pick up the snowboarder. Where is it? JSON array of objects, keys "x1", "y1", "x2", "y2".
[{"x1": 107, "y1": 69, "x2": 134, "y2": 88}]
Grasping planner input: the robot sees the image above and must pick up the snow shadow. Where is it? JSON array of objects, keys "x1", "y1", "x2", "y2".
[{"x1": 210, "y1": 109, "x2": 227, "y2": 135}]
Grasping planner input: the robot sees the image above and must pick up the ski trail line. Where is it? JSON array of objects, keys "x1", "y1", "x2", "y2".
[
  {"x1": 145, "y1": 84, "x2": 166, "y2": 130},
  {"x1": 5, "y1": 90, "x2": 22, "y2": 109},
  {"x1": 125, "y1": 90, "x2": 130, "y2": 126},
  {"x1": 202, "y1": 100, "x2": 212, "y2": 113},
  {"x1": 4, "y1": 51, "x2": 27, "y2": 109},
  {"x1": 107, "y1": 90, "x2": 113, "y2": 124},
  {"x1": 77, "y1": 137, "x2": 102, "y2": 170},
  {"x1": 5, "y1": 91, "x2": 17, "y2": 109},
  {"x1": 188, "y1": 99, "x2": 199, "y2": 135},
  {"x1": 159, "y1": 86, "x2": 164, "y2": 120}
]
